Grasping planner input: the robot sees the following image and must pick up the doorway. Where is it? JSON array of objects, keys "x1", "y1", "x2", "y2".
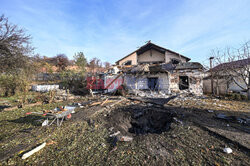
[{"x1": 179, "y1": 76, "x2": 189, "y2": 90}]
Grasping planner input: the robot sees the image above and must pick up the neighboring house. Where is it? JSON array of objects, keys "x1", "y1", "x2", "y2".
[
  {"x1": 116, "y1": 42, "x2": 190, "y2": 66},
  {"x1": 203, "y1": 58, "x2": 250, "y2": 95}
]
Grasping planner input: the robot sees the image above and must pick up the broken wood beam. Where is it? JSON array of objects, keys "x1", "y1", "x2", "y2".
[
  {"x1": 128, "y1": 95, "x2": 177, "y2": 106},
  {"x1": 109, "y1": 98, "x2": 126, "y2": 107},
  {"x1": 101, "y1": 99, "x2": 116, "y2": 106},
  {"x1": 101, "y1": 98, "x2": 109, "y2": 106},
  {"x1": 90, "y1": 101, "x2": 102, "y2": 106},
  {"x1": 91, "y1": 97, "x2": 127, "y2": 117},
  {"x1": 22, "y1": 142, "x2": 46, "y2": 160}
]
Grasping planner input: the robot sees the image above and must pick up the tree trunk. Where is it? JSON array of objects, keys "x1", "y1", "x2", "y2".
[
  {"x1": 4, "y1": 90, "x2": 9, "y2": 97},
  {"x1": 11, "y1": 87, "x2": 16, "y2": 96}
]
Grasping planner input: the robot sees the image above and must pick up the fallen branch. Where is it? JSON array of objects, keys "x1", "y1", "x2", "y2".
[{"x1": 91, "y1": 98, "x2": 126, "y2": 117}]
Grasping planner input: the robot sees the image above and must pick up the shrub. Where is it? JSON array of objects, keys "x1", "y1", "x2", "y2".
[
  {"x1": 59, "y1": 70, "x2": 87, "y2": 94},
  {"x1": 0, "y1": 73, "x2": 30, "y2": 97}
]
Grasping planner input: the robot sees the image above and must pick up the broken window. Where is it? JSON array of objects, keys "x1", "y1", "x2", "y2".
[
  {"x1": 123, "y1": 60, "x2": 132, "y2": 66},
  {"x1": 148, "y1": 77, "x2": 158, "y2": 90},
  {"x1": 171, "y1": 58, "x2": 181, "y2": 65},
  {"x1": 179, "y1": 76, "x2": 189, "y2": 90}
]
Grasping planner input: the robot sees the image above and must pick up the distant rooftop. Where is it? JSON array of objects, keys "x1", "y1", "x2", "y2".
[{"x1": 210, "y1": 58, "x2": 250, "y2": 72}]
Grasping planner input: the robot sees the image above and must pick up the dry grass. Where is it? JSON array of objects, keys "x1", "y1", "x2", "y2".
[{"x1": 0, "y1": 95, "x2": 249, "y2": 165}]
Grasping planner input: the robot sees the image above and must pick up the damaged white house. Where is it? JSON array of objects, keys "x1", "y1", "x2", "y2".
[{"x1": 103, "y1": 42, "x2": 204, "y2": 95}]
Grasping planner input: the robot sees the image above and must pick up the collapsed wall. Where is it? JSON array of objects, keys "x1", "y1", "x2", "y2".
[
  {"x1": 124, "y1": 73, "x2": 170, "y2": 92},
  {"x1": 169, "y1": 69, "x2": 204, "y2": 96},
  {"x1": 104, "y1": 62, "x2": 204, "y2": 96}
]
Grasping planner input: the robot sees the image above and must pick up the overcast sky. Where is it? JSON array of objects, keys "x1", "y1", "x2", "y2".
[{"x1": 1, "y1": 0, "x2": 250, "y2": 64}]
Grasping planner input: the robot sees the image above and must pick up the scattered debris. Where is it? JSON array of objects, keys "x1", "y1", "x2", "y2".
[
  {"x1": 101, "y1": 98, "x2": 109, "y2": 106},
  {"x1": 53, "y1": 89, "x2": 81, "y2": 101},
  {"x1": 216, "y1": 113, "x2": 230, "y2": 120},
  {"x1": 0, "y1": 91, "x2": 249, "y2": 165},
  {"x1": 46, "y1": 141, "x2": 57, "y2": 146},
  {"x1": 112, "y1": 135, "x2": 133, "y2": 147},
  {"x1": 109, "y1": 97, "x2": 127, "y2": 107},
  {"x1": 129, "y1": 95, "x2": 177, "y2": 106},
  {"x1": 109, "y1": 127, "x2": 114, "y2": 132},
  {"x1": 216, "y1": 113, "x2": 250, "y2": 126},
  {"x1": 109, "y1": 131, "x2": 121, "y2": 137},
  {"x1": 90, "y1": 101, "x2": 102, "y2": 106},
  {"x1": 173, "y1": 117, "x2": 183, "y2": 125},
  {"x1": 118, "y1": 135, "x2": 133, "y2": 142},
  {"x1": 223, "y1": 147, "x2": 233, "y2": 154},
  {"x1": 101, "y1": 143, "x2": 106, "y2": 148},
  {"x1": 22, "y1": 142, "x2": 46, "y2": 159},
  {"x1": 27, "y1": 105, "x2": 76, "y2": 126},
  {"x1": 42, "y1": 119, "x2": 49, "y2": 126}
]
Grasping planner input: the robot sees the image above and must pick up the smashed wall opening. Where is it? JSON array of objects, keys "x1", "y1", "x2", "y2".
[
  {"x1": 179, "y1": 76, "x2": 189, "y2": 90},
  {"x1": 147, "y1": 77, "x2": 158, "y2": 90}
]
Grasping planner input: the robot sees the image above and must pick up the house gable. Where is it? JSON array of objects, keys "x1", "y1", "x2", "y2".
[
  {"x1": 138, "y1": 49, "x2": 165, "y2": 64},
  {"x1": 116, "y1": 42, "x2": 191, "y2": 66}
]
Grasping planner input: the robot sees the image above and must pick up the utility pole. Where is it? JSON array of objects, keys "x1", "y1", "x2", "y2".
[{"x1": 209, "y1": 57, "x2": 214, "y2": 95}]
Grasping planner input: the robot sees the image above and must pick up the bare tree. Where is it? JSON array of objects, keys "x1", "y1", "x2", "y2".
[
  {"x1": 104, "y1": 61, "x2": 111, "y2": 69},
  {"x1": 0, "y1": 15, "x2": 35, "y2": 96},
  {"x1": 0, "y1": 14, "x2": 33, "y2": 73},
  {"x1": 88, "y1": 57, "x2": 102, "y2": 73},
  {"x1": 56, "y1": 54, "x2": 69, "y2": 71},
  {"x1": 211, "y1": 41, "x2": 250, "y2": 99}
]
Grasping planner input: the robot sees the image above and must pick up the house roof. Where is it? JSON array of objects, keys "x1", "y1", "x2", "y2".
[
  {"x1": 209, "y1": 58, "x2": 250, "y2": 72},
  {"x1": 124, "y1": 62, "x2": 204, "y2": 74},
  {"x1": 115, "y1": 42, "x2": 191, "y2": 64}
]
